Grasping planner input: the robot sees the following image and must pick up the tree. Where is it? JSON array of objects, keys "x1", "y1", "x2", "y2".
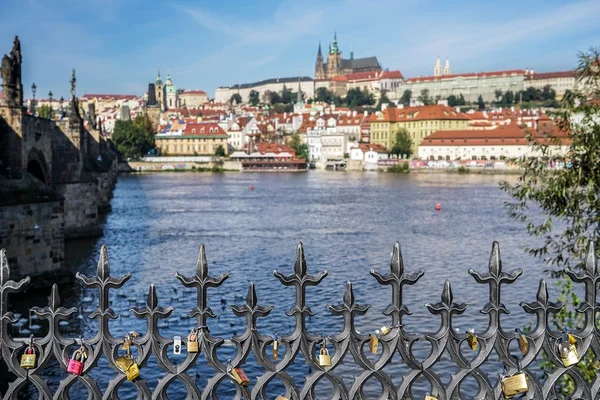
[
  {"x1": 477, "y1": 95, "x2": 485, "y2": 110},
  {"x1": 269, "y1": 91, "x2": 282, "y2": 105},
  {"x1": 390, "y1": 128, "x2": 413, "y2": 158},
  {"x1": 315, "y1": 87, "x2": 333, "y2": 103},
  {"x1": 500, "y1": 47, "x2": 600, "y2": 395},
  {"x1": 214, "y1": 145, "x2": 226, "y2": 157},
  {"x1": 503, "y1": 90, "x2": 514, "y2": 105},
  {"x1": 447, "y1": 95, "x2": 458, "y2": 107},
  {"x1": 288, "y1": 132, "x2": 309, "y2": 159},
  {"x1": 112, "y1": 120, "x2": 154, "y2": 159},
  {"x1": 345, "y1": 88, "x2": 375, "y2": 108},
  {"x1": 133, "y1": 113, "x2": 157, "y2": 137},
  {"x1": 400, "y1": 90, "x2": 412, "y2": 107},
  {"x1": 494, "y1": 90, "x2": 503, "y2": 103},
  {"x1": 230, "y1": 93, "x2": 242, "y2": 104},
  {"x1": 457, "y1": 94, "x2": 466, "y2": 106},
  {"x1": 38, "y1": 104, "x2": 54, "y2": 119},
  {"x1": 248, "y1": 90, "x2": 260, "y2": 106},
  {"x1": 377, "y1": 90, "x2": 392, "y2": 109},
  {"x1": 418, "y1": 89, "x2": 431, "y2": 105}
]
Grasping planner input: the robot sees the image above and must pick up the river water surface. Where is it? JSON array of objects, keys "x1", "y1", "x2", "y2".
[{"x1": 10, "y1": 172, "x2": 559, "y2": 399}]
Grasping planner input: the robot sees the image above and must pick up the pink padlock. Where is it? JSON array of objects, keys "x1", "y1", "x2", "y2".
[{"x1": 67, "y1": 349, "x2": 85, "y2": 376}]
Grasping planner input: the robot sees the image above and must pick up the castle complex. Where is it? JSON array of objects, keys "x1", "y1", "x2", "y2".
[{"x1": 315, "y1": 33, "x2": 381, "y2": 79}]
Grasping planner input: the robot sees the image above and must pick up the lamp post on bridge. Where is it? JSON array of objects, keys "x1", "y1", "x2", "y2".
[
  {"x1": 59, "y1": 96, "x2": 64, "y2": 116},
  {"x1": 31, "y1": 82, "x2": 37, "y2": 115}
]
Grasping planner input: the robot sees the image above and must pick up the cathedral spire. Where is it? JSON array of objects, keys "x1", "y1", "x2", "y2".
[
  {"x1": 434, "y1": 56, "x2": 442, "y2": 77},
  {"x1": 318, "y1": 42, "x2": 322, "y2": 56},
  {"x1": 296, "y1": 77, "x2": 303, "y2": 104},
  {"x1": 444, "y1": 58, "x2": 451, "y2": 76}
]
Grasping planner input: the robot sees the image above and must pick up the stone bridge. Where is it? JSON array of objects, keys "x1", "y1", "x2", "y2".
[{"x1": 0, "y1": 36, "x2": 118, "y2": 280}]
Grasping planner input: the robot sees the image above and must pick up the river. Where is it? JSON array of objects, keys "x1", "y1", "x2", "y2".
[{"x1": 7, "y1": 172, "x2": 557, "y2": 398}]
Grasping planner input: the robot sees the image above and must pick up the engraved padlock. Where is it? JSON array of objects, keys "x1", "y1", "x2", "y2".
[
  {"x1": 187, "y1": 329, "x2": 199, "y2": 353},
  {"x1": 21, "y1": 347, "x2": 36, "y2": 369},
  {"x1": 318, "y1": 343, "x2": 331, "y2": 367},
  {"x1": 425, "y1": 393, "x2": 438, "y2": 400},
  {"x1": 466, "y1": 329, "x2": 478, "y2": 351},
  {"x1": 559, "y1": 327, "x2": 579, "y2": 367},
  {"x1": 20, "y1": 336, "x2": 36, "y2": 369},
  {"x1": 500, "y1": 361, "x2": 528, "y2": 398},
  {"x1": 67, "y1": 348, "x2": 86, "y2": 376},
  {"x1": 272, "y1": 338, "x2": 279, "y2": 361},
  {"x1": 227, "y1": 362, "x2": 250, "y2": 386},
  {"x1": 173, "y1": 336, "x2": 182, "y2": 355},
  {"x1": 369, "y1": 333, "x2": 379, "y2": 354}
]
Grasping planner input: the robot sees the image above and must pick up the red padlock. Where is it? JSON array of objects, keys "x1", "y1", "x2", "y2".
[{"x1": 67, "y1": 349, "x2": 85, "y2": 376}]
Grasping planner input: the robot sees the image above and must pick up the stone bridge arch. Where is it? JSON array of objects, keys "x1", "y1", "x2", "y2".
[{"x1": 26, "y1": 148, "x2": 50, "y2": 185}]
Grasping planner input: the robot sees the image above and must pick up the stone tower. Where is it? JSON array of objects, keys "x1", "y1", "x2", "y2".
[
  {"x1": 327, "y1": 32, "x2": 342, "y2": 78},
  {"x1": 315, "y1": 43, "x2": 325, "y2": 79},
  {"x1": 434, "y1": 57, "x2": 442, "y2": 77},
  {"x1": 444, "y1": 58, "x2": 451, "y2": 76},
  {"x1": 147, "y1": 83, "x2": 157, "y2": 106},
  {"x1": 155, "y1": 71, "x2": 164, "y2": 111},
  {"x1": 0, "y1": 36, "x2": 23, "y2": 108}
]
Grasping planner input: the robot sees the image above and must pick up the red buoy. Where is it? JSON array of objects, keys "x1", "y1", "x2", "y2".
[
  {"x1": 250, "y1": 185, "x2": 254, "y2": 191},
  {"x1": 435, "y1": 203, "x2": 441, "y2": 211}
]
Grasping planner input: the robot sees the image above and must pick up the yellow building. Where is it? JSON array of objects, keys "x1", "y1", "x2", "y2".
[
  {"x1": 178, "y1": 90, "x2": 209, "y2": 108},
  {"x1": 369, "y1": 105, "x2": 470, "y2": 154},
  {"x1": 155, "y1": 123, "x2": 229, "y2": 156}
]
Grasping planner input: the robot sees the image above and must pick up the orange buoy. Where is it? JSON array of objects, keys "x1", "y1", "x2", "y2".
[
  {"x1": 435, "y1": 203, "x2": 441, "y2": 211},
  {"x1": 250, "y1": 185, "x2": 254, "y2": 191}
]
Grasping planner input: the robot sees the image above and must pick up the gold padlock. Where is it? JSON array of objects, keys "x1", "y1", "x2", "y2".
[
  {"x1": 21, "y1": 348, "x2": 36, "y2": 369},
  {"x1": 227, "y1": 362, "x2": 250, "y2": 386},
  {"x1": 559, "y1": 342, "x2": 579, "y2": 367},
  {"x1": 125, "y1": 362, "x2": 140, "y2": 381},
  {"x1": 115, "y1": 355, "x2": 133, "y2": 372},
  {"x1": 20, "y1": 336, "x2": 36, "y2": 369},
  {"x1": 187, "y1": 329, "x2": 199, "y2": 353},
  {"x1": 466, "y1": 329, "x2": 478, "y2": 351},
  {"x1": 501, "y1": 372, "x2": 528, "y2": 398},
  {"x1": 425, "y1": 393, "x2": 438, "y2": 400},
  {"x1": 318, "y1": 343, "x2": 331, "y2": 367},
  {"x1": 272, "y1": 338, "x2": 279, "y2": 361},
  {"x1": 369, "y1": 333, "x2": 379, "y2": 354},
  {"x1": 515, "y1": 328, "x2": 528, "y2": 355},
  {"x1": 275, "y1": 396, "x2": 289, "y2": 400},
  {"x1": 380, "y1": 325, "x2": 391, "y2": 335}
]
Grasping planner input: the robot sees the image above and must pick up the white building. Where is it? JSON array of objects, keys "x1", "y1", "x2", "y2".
[
  {"x1": 350, "y1": 143, "x2": 389, "y2": 166},
  {"x1": 215, "y1": 77, "x2": 315, "y2": 104},
  {"x1": 418, "y1": 123, "x2": 569, "y2": 161}
]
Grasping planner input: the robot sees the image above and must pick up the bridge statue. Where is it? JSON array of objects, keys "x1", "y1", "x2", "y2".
[{"x1": 0, "y1": 36, "x2": 23, "y2": 107}]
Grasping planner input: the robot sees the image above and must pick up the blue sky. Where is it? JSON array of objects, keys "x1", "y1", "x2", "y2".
[{"x1": 1, "y1": 0, "x2": 598, "y2": 100}]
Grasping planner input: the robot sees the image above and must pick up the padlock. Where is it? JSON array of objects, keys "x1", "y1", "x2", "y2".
[
  {"x1": 500, "y1": 361, "x2": 528, "y2": 398},
  {"x1": 275, "y1": 396, "x2": 289, "y2": 400},
  {"x1": 466, "y1": 330, "x2": 478, "y2": 351},
  {"x1": 20, "y1": 347, "x2": 36, "y2": 369},
  {"x1": 318, "y1": 345, "x2": 331, "y2": 367},
  {"x1": 515, "y1": 328, "x2": 528, "y2": 355},
  {"x1": 115, "y1": 355, "x2": 134, "y2": 372},
  {"x1": 501, "y1": 372, "x2": 528, "y2": 398},
  {"x1": 272, "y1": 338, "x2": 279, "y2": 361},
  {"x1": 559, "y1": 342, "x2": 579, "y2": 367},
  {"x1": 380, "y1": 325, "x2": 391, "y2": 335},
  {"x1": 369, "y1": 333, "x2": 379, "y2": 354},
  {"x1": 425, "y1": 393, "x2": 438, "y2": 400},
  {"x1": 227, "y1": 363, "x2": 250, "y2": 386},
  {"x1": 125, "y1": 362, "x2": 140, "y2": 381},
  {"x1": 67, "y1": 349, "x2": 86, "y2": 376},
  {"x1": 174, "y1": 336, "x2": 182, "y2": 355},
  {"x1": 187, "y1": 330, "x2": 199, "y2": 353}
]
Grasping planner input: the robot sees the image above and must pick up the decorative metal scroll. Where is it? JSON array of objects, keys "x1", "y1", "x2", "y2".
[{"x1": 0, "y1": 241, "x2": 599, "y2": 399}]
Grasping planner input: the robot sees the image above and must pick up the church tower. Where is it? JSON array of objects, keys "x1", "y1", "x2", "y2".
[
  {"x1": 434, "y1": 57, "x2": 442, "y2": 77},
  {"x1": 315, "y1": 42, "x2": 325, "y2": 79},
  {"x1": 327, "y1": 32, "x2": 342, "y2": 78},
  {"x1": 444, "y1": 58, "x2": 451, "y2": 76},
  {"x1": 155, "y1": 71, "x2": 164, "y2": 111}
]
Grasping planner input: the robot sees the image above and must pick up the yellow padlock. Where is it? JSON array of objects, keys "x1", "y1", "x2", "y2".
[
  {"x1": 20, "y1": 336, "x2": 36, "y2": 369},
  {"x1": 501, "y1": 372, "x2": 528, "y2": 398},
  {"x1": 318, "y1": 345, "x2": 331, "y2": 367},
  {"x1": 272, "y1": 338, "x2": 279, "y2": 361},
  {"x1": 369, "y1": 333, "x2": 379, "y2": 354},
  {"x1": 559, "y1": 327, "x2": 579, "y2": 367},
  {"x1": 275, "y1": 396, "x2": 289, "y2": 400},
  {"x1": 125, "y1": 362, "x2": 140, "y2": 381},
  {"x1": 466, "y1": 330, "x2": 478, "y2": 351},
  {"x1": 425, "y1": 394, "x2": 438, "y2": 400}
]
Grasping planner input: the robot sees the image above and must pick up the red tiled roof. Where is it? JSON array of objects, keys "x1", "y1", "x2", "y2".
[
  {"x1": 184, "y1": 123, "x2": 226, "y2": 136},
  {"x1": 373, "y1": 105, "x2": 470, "y2": 122},
  {"x1": 255, "y1": 143, "x2": 295, "y2": 154},
  {"x1": 331, "y1": 75, "x2": 348, "y2": 82},
  {"x1": 345, "y1": 71, "x2": 381, "y2": 81},
  {"x1": 357, "y1": 143, "x2": 388, "y2": 153},
  {"x1": 82, "y1": 94, "x2": 138, "y2": 100},
  {"x1": 180, "y1": 90, "x2": 208, "y2": 95},
  {"x1": 527, "y1": 71, "x2": 575, "y2": 80},
  {"x1": 380, "y1": 70, "x2": 404, "y2": 80},
  {"x1": 405, "y1": 69, "x2": 527, "y2": 83}
]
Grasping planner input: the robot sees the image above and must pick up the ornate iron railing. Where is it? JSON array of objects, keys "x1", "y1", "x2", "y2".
[{"x1": 0, "y1": 241, "x2": 599, "y2": 399}]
